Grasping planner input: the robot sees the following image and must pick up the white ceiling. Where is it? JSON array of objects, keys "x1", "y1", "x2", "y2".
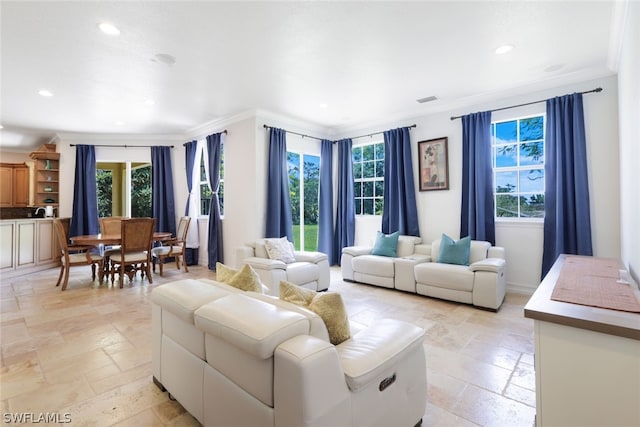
[{"x1": 0, "y1": 1, "x2": 621, "y2": 149}]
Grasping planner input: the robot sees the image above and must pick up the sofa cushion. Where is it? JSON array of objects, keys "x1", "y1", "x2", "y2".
[
  {"x1": 264, "y1": 237, "x2": 296, "y2": 263},
  {"x1": 195, "y1": 293, "x2": 309, "y2": 360},
  {"x1": 216, "y1": 262, "x2": 264, "y2": 293},
  {"x1": 280, "y1": 281, "x2": 351, "y2": 345},
  {"x1": 414, "y1": 262, "x2": 475, "y2": 292},
  {"x1": 285, "y1": 262, "x2": 319, "y2": 284},
  {"x1": 371, "y1": 231, "x2": 400, "y2": 257},
  {"x1": 352, "y1": 255, "x2": 395, "y2": 278},
  {"x1": 437, "y1": 234, "x2": 471, "y2": 265}
]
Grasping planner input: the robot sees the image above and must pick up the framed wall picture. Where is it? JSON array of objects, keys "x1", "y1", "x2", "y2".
[{"x1": 418, "y1": 137, "x2": 449, "y2": 191}]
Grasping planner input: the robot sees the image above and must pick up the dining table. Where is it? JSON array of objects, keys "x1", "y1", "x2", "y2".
[{"x1": 70, "y1": 231, "x2": 172, "y2": 247}]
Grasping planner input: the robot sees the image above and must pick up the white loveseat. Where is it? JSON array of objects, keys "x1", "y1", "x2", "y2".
[
  {"x1": 236, "y1": 239, "x2": 330, "y2": 296},
  {"x1": 342, "y1": 237, "x2": 507, "y2": 310},
  {"x1": 151, "y1": 278, "x2": 427, "y2": 427}
]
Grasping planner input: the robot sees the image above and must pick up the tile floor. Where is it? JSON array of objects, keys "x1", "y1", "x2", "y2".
[{"x1": 1, "y1": 264, "x2": 536, "y2": 426}]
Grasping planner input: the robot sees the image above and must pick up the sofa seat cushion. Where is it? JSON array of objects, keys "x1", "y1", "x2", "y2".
[
  {"x1": 151, "y1": 279, "x2": 237, "y2": 324},
  {"x1": 195, "y1": 294, "x2": 309, "y2": 360},
  {"x1": 414, "y1": 263, "x2": 474, "y2": 292},
  {"x1": 285, "y1": 262, "x2": 319, "y2": 284},
  {"x1": 352, "y1": 255, "x2": 395, "y2": 278},
  {"x1": 336, "y1": 319, "x2": 425, "y2": 392}
]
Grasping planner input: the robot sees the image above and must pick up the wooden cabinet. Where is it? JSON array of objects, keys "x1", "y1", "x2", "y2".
[
  {"x1": 525, "y1": 255, "x2": 640, "y2": 427},
  {"x1": 0, "y1": 219, "x2": 60, "y2": 277},
  {"x1": 0, "y1": 163, "x2": 30, "y2": 207},
  {"x1": 30, "y1": 155, "x2": 60, "y2": 207}
]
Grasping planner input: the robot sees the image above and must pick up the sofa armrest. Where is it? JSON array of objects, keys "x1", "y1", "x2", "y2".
[
  {"x1": 235, "y1": 245, "x2": 255, "y2": 268},
  {"x1": 341, "y1": 246, "x2": 371, "y2": 257},
  {"x1": 336, "y1": 318, "x2": 424, "y2": 392},
  {"x1": 470, "y1": 258, "x2": 506, "y2": 273},
  {"x1": 243, "y1": 256, "x2": 287, "y2": 271},
  {"x1": 294, "y1": 251, "x2": 328, "y2": 264}
]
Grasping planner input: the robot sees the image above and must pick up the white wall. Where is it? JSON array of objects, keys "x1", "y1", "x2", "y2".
[
  {"x1": 617, "y1": 1, "x2": 640, "y2": 284},
  {"x1": 337, "y1": 75, "x2": 620, "y2": 293},
  {"x1": 56, "y1": 134, "x2": 184, "y2": 220}
]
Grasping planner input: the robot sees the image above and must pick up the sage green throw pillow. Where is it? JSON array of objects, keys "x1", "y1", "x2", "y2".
[
  {"x1": 370, "y1": 231, "x2": 400, "y2": 257},
  {"x1": 437, "y1": 234, "x2": 471, "y2": 266}
]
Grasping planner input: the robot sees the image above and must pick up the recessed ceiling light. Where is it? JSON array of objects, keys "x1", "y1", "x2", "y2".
[
  {"x1": 494, "y1": 44, "x2": 514, "y2": 55},
  {"x1": 38, "y1": 90, "x2": 53, "y2": 97},
  {"x1": 544, "y1": 64, "x2": 564, "y2": 72},
  {"x1": 0, "y1": 125, "x2": 4, "y2": 129},
  {"x1": 115, "y1": 121, "x2": 125, "y2": 126},
  {"x1": 98, "y1": 22, "x2": 120, "y2": 35},
  {"x1": 145, "y1": 99, "x2": 155, "y2": 105},
  {"x1": 417, "y1": 95, "x2": 438, "y2": 104},
  {"x1": 319, "y1": 103, "x2": 328, "y2": 108}
]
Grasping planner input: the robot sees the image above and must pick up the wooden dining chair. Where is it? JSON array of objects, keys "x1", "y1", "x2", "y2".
[
  {"x1": 110, "y1": 217, "x2": 156, "y2": 288},
  {"x1": 53, "y1": 218, "x2": 104, "y2": 291},
  {"x1": 151, "y1": 216, "x2": 191, "y2": 276},
  {"x1": 99, "y1": 216, "x2": 125, "y2": 278}
]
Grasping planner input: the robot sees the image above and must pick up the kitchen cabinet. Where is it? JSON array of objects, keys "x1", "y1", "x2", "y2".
[
  {"x1": 30, "y1": 152, "x2": 60, "y2": 208},
  {"x1": 0, "y1": 218, "x2": 60, "y2": 278},
  {"x1": 0, "y1": 163, "x2": 30, "y2": 207}
]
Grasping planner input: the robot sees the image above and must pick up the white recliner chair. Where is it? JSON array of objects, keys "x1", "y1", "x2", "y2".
[{"x1": 236, "y1": 239, "x2": 330, "y2": 296}]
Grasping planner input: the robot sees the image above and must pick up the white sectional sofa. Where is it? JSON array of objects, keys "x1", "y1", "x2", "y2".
[
  {"x1": 341, "y1": 236, "x2": 507, "y2": 310},
  {"x1": 151, "y1": 278, "x2": 427, "y2": 427}
]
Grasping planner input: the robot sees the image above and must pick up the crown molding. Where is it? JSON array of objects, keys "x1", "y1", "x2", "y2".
[
  {"x1": 607, "y1": 0, "x2": 629, "y2": 72},
  {"x1": 54, "y1": 132, "x2": 184, "y2": 143}
]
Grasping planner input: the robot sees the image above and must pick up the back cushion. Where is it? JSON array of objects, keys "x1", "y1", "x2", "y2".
[
  {"x1": 397, "y1": 235, "x2": 422, "y2": 257},
  {"x1": 251, "y1": 239, "x2": 269, "y2": 259},
  {"x1": 432, "y1": 239, "x2": 490, "y2": 264}
]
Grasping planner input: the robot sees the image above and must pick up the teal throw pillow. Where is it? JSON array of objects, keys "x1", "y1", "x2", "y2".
[
  {"x1": 371, "y1": 231, "x2": 400, "y2": 257},
  {"x1": 437, "y1": 234, "x2": 471, "y2": 265}
]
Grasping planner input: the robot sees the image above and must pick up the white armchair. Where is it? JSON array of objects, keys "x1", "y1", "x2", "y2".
[{"x1": 236, "y1": 238, "x2": 330, "y2": 296}]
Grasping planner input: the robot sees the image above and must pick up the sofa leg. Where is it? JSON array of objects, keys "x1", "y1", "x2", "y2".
[
  {"x1": 152, "y1": 376, "x2": 166, "y2": 392},
  {"x1": 168, "y1": 393, "x2": 176, "y2": 401},
  {"x1": 414, "y1": 419, "x2": 423, "y2": 427}
]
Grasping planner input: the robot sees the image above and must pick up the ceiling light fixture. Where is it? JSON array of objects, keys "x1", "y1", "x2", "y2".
[
  {"x1": 495, "y1": 44, "x2": 514, "y2": 55},
  {"x1": 417, "y1": 95, "x2": 438, "y2": 104},
  {"x1": 98, "y1": 22, "x2": 120, "y2": 35},
  {"x1": 38, "y1": 90, "x2": 53, "y2": 97},
  {"x1": 319, "y1": 103, "x2": 328, "y2": 108},
  {"x1": 145, "y1": 99, "x2": 155, "y2": 105},
  {"x1": 115, "y1": 121, "x2": 125, "y2": 126}
]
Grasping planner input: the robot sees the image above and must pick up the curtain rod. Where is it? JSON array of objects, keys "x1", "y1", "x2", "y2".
[
  {"x1": 263, "y1": 124, "x2": 325, "y2": 142},
  {"x1": 182, "y1": 129, "x2": 228, "y2": 146},
  {"x1": 263, "y1": 123, "x2": 417, "y2": 143},
  {"x1": 450, "y1": 87, "x2": 603, "y2": 120},
  {"x1": 69, "y1": 144, "x2": 174, "y2": 148},
  {"x1": 347, "y1": 124, "x2": 416, "y2": 140}
]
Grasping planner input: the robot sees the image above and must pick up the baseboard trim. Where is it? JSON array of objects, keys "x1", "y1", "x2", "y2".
[{"x1": 507, "y1": 282, "x2": 536, "y2": 296}]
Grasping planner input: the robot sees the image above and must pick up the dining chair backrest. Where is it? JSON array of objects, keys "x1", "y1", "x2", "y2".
[
  {"x1": 53, "y1": 218, "x2": 71, "y2": 252},
  {"x1": 120, "y1": 218, "x2": 156, "y2": 254},
  {"x1": 176, "y1": 216, "x2": 191, "y2": 242},
  {"x1": 100, "y1": 216, "x2": 126, "y2": 236}
]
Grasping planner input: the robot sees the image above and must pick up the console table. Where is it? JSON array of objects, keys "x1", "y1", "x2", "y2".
[{"x1": 524, "y1": 255, "x2": 640, "y2": 427}]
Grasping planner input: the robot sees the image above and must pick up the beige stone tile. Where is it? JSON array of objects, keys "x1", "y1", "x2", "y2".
[
  {"x1": 423, "y1": 402, "x2": 480, "y2": 427},
  {"x1": 112, "y1": 408, "x2": 164, "y2": 427},
  {"x1": 452, "y1": 383, "x2": 536, "y2": 427},
  {"x1": 460, "y1": 336, "x2": 522, "y2": 371},
  {"x1": 504, "y1": 382, "x2": 537, "y2": 408},
  {"x1": 151, "y1": 399, "x2": 190, "y2": 424},
  {"x1": 108, "y1": 345, "x2": 151, "y2": 372},
  {"x1": 7, "y1": 377, "x2": 95, "y2": 413},
  {"x1": 0, "y1": 353, "x2": 45, "y2": 400},
  {"x1": 88, "y1": 364, "x2": 153, "y2": 396},
  {"x1": 426, "y1": 370, "x2": 468, "y2": 411},
  {"x1": 510, "y1": 360, "x2": 536, "y2": 391},
  {"x1": 42, "y1": 349, "x2": 117, "y2": 384}
]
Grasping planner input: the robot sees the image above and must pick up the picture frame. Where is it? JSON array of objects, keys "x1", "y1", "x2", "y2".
[{"x1": 418, "y1": 137, "x2": 449, "y2": 191}]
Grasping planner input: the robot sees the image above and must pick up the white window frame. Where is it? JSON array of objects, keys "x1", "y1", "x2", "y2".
[
  {"x1": 353, "y1": 140, "x2": 384, "y2": 216},
  {"x1": 194, "y1": 140, "x2": 224, "y2": 218},
  {"x1": 492, "y1": 114, "x2": 545, "y2": 221}
]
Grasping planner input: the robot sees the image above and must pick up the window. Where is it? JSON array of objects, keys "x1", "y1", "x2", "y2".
[
  {"x1": 492, "y1": 115, "x2": 545, "y2": 219},
  {"x1": 287, "y1": 151, "x2": 320, "y2": 251},
  {"x1": 353, "y1": 142, "x2": 384, "y2": 215},
  {"x1": 96, "y1": 162, "x2": 151, "y2": 218},
  {"x1": 198, "y1": 143, "x2": 224, "y2": 216}
]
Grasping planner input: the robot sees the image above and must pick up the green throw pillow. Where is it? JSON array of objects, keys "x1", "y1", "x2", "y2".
[
  {"x1": 437, "y1": 234, "x2": 471, "y2": 266},
  {"x1": 370, "y1": 231, "x2": 400, "y2": 257},
  {"x1": 279, "y1": 281, "x2": 351, "y2": 345}
]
